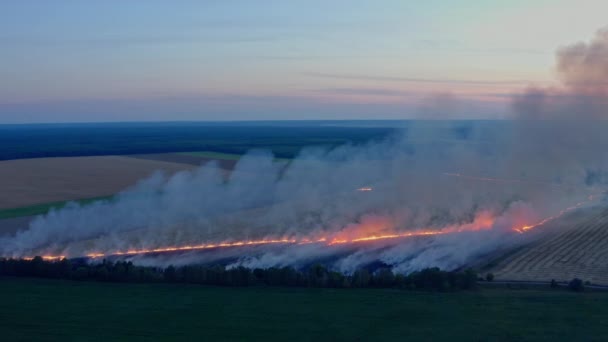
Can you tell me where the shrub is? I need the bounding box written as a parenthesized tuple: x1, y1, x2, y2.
(0, 257, 480, 291)
(568, 278, 585, 292)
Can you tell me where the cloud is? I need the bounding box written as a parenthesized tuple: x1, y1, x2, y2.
(303, 72, 531, 86)
(309, 87, 410, 97)
(513, 26, 608, 119)
(556, 27, 608, 94)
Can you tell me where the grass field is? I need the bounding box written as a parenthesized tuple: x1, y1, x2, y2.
(177, 151, 249, 161)
(1, 278, 607, 341)
(0, 196, 113, 220)
(0, 150, 280, 220)
(178, 151, 292, 162)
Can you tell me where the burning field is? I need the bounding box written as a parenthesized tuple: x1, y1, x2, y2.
(3, 28, 608, 282)
(488, 205, 608, 284)
(1, 123, 606, 278)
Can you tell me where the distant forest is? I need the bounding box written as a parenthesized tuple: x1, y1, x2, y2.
(0, 122, 397, 160)
(0, 120, 500, 161)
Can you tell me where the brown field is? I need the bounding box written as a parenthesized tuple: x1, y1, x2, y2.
(129, 153, 239, 169)
(0, 156, 196, 209)
(489, 205, 608, 285)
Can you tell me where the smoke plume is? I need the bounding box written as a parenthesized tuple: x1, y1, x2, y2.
(2, 28, 608, 274)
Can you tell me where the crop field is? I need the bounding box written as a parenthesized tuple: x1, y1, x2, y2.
(178, 151, 292, 163)
(0, 196, 113, 220)
(128, 152, 244, 169)
(490, 205, 608, 285)
(129, 151, 290, 174)
(1, 277, 607, 341)
(0, 156, 195, 210)
(0, 152, 268, 235)
(179, 151, 260, 161)
(0, 151, 279, 237)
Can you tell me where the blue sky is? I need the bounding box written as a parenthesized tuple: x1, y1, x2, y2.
(1, 0, 607, 123)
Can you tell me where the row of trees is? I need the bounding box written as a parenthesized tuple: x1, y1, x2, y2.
(0, 257, 479, 291)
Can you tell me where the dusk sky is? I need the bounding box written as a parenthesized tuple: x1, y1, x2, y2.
(1, 0, 607, 123)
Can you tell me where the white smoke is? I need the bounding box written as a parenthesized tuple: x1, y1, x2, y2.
(2, 28, 608, 274)
(0, 122, 600, 271)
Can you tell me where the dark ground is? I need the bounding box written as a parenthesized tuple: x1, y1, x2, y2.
(1, 277, 607, 341)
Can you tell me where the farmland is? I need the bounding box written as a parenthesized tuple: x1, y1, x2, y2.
(489, 205, 608, 285)
(0, 196, 112, 220)
(2, 121, 608, 287)
(0, 156, 196, 210)
(0, 149, 277, 220)
(0, 155, 195, 235)
(1, 277, 607, 341)
(129, 152, 245, 169)
(0, 121, 393, 222)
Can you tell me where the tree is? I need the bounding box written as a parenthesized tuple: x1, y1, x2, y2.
(73, 266, 89, 280)
(328, 271, 346, 288)
(485, 273, 494, 282)
(164, 265, 177, 282)
(352, 269, 371, 288)
(307, 264, 328, 287)
(58, 258, 72, 278)
(95, 265, 110, 281)
(31, 256, 45, 277)
(568, 278, 584, 292)
(374, 268, 395, 288)
(550, 279, 558, 288)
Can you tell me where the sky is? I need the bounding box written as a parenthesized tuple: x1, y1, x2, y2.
(1, 0, 607, 123)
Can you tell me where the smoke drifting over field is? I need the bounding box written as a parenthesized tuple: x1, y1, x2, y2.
(511, 26, 608, 187)
(2, 28, 608, 273)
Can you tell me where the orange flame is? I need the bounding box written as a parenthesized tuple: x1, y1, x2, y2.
(513, 197, 593, 233)
(14, 193, 601, 262)
(22, 255, 66, 261)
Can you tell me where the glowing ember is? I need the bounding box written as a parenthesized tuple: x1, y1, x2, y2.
(86, 229, 453, 260)
(22, 255, 66, 261)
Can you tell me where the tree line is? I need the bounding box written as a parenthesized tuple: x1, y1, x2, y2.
(0, 257, 479, 291)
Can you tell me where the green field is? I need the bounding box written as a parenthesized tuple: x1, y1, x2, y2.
(178, 150, 292, 162)
(1, 278, 607, 341)
(0, 196, 112, 220)
(177, 151, 245, 161)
